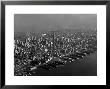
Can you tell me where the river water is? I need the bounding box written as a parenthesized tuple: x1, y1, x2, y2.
(33, 52, 97, 76)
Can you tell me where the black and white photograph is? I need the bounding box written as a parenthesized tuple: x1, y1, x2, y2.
(14, 14, 97, 76)
(2, 3, 107, 86)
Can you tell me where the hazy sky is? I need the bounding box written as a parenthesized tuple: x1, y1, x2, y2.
(14, 14, 97, 33)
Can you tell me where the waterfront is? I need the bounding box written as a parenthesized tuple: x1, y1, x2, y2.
(32, 52, 97, 76)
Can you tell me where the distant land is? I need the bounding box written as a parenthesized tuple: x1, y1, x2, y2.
(14, 14, 97, 33)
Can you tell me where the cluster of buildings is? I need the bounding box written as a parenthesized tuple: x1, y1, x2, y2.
(14, 30, 97, 76)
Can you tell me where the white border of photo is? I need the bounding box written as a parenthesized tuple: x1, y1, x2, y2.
(5, 5, 106, 85)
